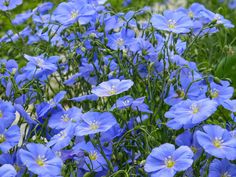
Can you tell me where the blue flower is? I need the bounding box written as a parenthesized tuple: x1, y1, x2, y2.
(73, 141, 108, 172)
(0, 100, 16, 128)
(144, 143, 193, 177)
(0, 164, 16, 177)
(107, 29, 135, 50)
(32, 2, 53, 15)
(111, 95, 152, 113)
(209, 80, 234, 105)
(175, 130, 202, 160)
(151, 10, 193, 33)
(22, 54, 59, 80)
(0, 0, 22, 11)
(228, 0, 236, 9)
(75, 112, 117, 136)
(70, 94, 98, 102)
(19, 143, 63, 176)
(165, 99, 217, 129)
(196, 125, 236, 160)
(201, 9, 234, 28)
(0, 125, 20, 153)
(24, 54, 58, 72)
(14, 104, 37, 125)
(209, 159, 236, 177)
(38, 24, 65, 46)
(36, 91, 66, 118)
(47, 124, 75, 151)
(92, 79, 134, 97)
(48, 107, 82, 130)
(12, 10, 32, 25)
(110, 95, 133, 110)
(222, 99, 236, 112)
(53, 0, 96, 26)
(0, 152, 25, 176)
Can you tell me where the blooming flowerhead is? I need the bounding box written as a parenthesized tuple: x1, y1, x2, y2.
(209, 159, 236, 177)
(144, 143, 193, 177)
(165, 99, 217, 129)
(73, 141, 108, 172)
(92, 79, 134, 97)
(0, 125, 20, 153)
(75, 112, 117, 136)
(196, 125, 236, 160)
(0, 100, 16, 128)
(0, 164, 17, 177)
(53, 0, 96, 26)
(0, 0, 22, 11)
(151, 10, 193, 33)
(19, 143, 63, 176)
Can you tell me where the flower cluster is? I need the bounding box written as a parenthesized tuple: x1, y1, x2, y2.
(0, 0, 235, 176)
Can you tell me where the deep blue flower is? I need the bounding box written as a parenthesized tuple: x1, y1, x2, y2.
(0, 125, 20, 153)
(100, 124, 123, 143)
(64, 59, 98, 86)
(196, 125, 236, 160)
(0, 0, 22, 11)
(175, 130, 202, 160)
(75, 112, 117, 136)
(144, 143, 193, 177)
(73, 141, 108, 172)
(209, 159, 236, 177)
(0, 100, 16, 128)
(92, 79, 134, 97)
(19, 143, 63, 176)
(0, 164, 16, 177)
(151, 10, 193, 33)
(0, 152, 25, 176)
(36, 91, 66, 118)
(164, 68, 206, 106)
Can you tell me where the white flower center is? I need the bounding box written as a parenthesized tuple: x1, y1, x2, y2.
(164, 156, 175, 168)
(116, 38, 124, 47)
(213, 137, 223, 148)
(36, 58, 44, 68)
(168, 19, 176, 29)
(109, 85, 117, 95)
(36, 155, 47, 166)
(61, 114, 70, 122)
(89, 151, 98, 160)
(71, 10, 79, 19)
(210, 89, 219, 99)
(190, 103, 199, 114)
(89, 120, 99, 130)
